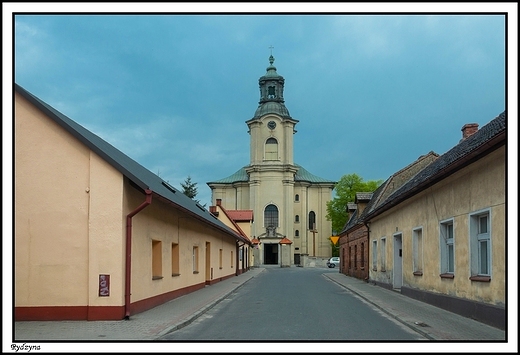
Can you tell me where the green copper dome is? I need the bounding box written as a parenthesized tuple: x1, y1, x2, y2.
(253, 55, 291, 119)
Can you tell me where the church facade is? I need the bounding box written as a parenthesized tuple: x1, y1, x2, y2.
(207, 56, 336, 267)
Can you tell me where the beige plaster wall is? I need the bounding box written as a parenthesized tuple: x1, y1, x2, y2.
(369, 147, 506, 306)
(15, 93, 92, 306)
(126, 189, 238, 303)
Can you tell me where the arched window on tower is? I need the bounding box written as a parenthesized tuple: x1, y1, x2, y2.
(264, 204, 279, 229)
(295, 194, 299, 202)
(295, 230, 299, 238)
(295, 215, 299, 223)
(265, 138, 278, 160)
(309, 211, 316, 230)
(268, 85, 276, 98)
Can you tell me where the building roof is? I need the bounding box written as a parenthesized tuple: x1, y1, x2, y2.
(364, 111, 506, 220)
(207, 164, 336, 185)
(15, 83, 251, 246)
(340, 111, 505, 234)
(226, 210, 254, 222)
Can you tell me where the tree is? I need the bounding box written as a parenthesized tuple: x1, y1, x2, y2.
(180, 176, 198, 200)
(326, 173, 383, 235)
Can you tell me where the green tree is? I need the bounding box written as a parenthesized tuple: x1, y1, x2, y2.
(180, 176, 198, 200)
(326, 173, 383, 235)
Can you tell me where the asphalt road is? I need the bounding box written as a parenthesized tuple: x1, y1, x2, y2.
(159, 266, 425, 341)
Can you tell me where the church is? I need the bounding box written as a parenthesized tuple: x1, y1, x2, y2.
(207, 55, 336, 267)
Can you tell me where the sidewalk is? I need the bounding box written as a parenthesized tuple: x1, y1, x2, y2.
(12, 267, 508, 344)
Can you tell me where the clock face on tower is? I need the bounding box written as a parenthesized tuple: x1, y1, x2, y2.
(267, 121, 276, 130)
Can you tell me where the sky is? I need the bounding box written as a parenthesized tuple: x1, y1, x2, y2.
(3, 3, 518, 352)
(5, 3, 517, 209)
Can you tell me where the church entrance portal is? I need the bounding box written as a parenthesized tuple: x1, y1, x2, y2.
(264, 243, 278, 265)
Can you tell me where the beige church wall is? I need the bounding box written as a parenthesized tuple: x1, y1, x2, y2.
(15, 93, 91, 307)
(304, 186, 334, 258)
(234, 182, 250, 210)
(369, 146, 505, 306)
(209, 183, 250, 211)
(249, 116, 292, 164)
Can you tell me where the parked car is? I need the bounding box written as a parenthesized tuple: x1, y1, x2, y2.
(327, 256, 340, 268)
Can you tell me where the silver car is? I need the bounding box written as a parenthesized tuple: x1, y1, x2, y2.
(327, 256, 340, 268)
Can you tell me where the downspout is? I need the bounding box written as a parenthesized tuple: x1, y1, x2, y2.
(364, 221, 371, 283)
(125, 189, 152, 319)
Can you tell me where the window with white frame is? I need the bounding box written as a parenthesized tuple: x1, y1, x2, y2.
(380, 238, 386, 271)
(413, 227, 423, 275)
(470, 210, 491, 277)
(440, 219, 454, 275)
(372, 240, 378, 271)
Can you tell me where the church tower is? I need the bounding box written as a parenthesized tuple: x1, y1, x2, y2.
(208, 55, 336, 267)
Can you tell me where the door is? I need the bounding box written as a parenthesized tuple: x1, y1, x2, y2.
(393, 234, 402, 290)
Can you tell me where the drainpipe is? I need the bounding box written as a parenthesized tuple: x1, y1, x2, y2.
(125, 189, 152, 319)
(364, 221, 371, 283)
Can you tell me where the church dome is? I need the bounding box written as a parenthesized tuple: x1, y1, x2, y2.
(252, 54, 292, 119)
(253, 101, 291, 119)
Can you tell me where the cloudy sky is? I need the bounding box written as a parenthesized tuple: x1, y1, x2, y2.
(3, 3, 518, 352)
(7, 4, 515, 209)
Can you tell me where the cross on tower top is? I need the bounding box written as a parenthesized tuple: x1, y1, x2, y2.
(269, 45, 274, 55)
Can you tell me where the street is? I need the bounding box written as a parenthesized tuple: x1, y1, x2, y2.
(159, 266, 425, 341)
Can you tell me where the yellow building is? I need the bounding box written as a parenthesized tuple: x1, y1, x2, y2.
(14, 83, 251, 321)
(364, 112, 506, 329)
(207, 56, 336, 267)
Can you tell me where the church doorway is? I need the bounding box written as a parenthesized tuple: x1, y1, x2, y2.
(264, 243, 279, 265)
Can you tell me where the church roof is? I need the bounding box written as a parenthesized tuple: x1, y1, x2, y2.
(294, 164, 336, 184)
(253, 101, 291, 119)
(207, 164, 336, 185)
(207, 167, 249, 184)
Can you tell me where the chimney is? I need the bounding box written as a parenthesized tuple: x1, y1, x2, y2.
(209, 205, 218, 216)
(461, 123, 479, 140)
(355, 192, 373, 216)
(216, 199, 222, 206)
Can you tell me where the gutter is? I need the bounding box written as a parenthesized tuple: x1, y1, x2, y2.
(125, 189, 152, 319)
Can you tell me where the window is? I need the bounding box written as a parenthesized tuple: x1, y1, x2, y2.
(171, 243, 179, 276)
(295, 230, 299, 238)
(308, 211, 316, 230)
(295, 194, 299, 202)
(219, 249, 223, 269)
(361, 243, 365, 268)
(265, 138, 278, 160)
(440, 220, 454, 276)
(268, 85, 276, 98)
(470, 210, 491, 279)
(413, 228, 423, 276)
(295, 215, 299, 223)
(231, 250, 234, 268)
(152, 240, 162, 279)
(381, 238, 386, 271)
(264, 204, 279, 229)
(192, 246, 199, 273)
(348, 246, 352, 268)
(354, 245, 357, 269)
(372, 240, 378, 271)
